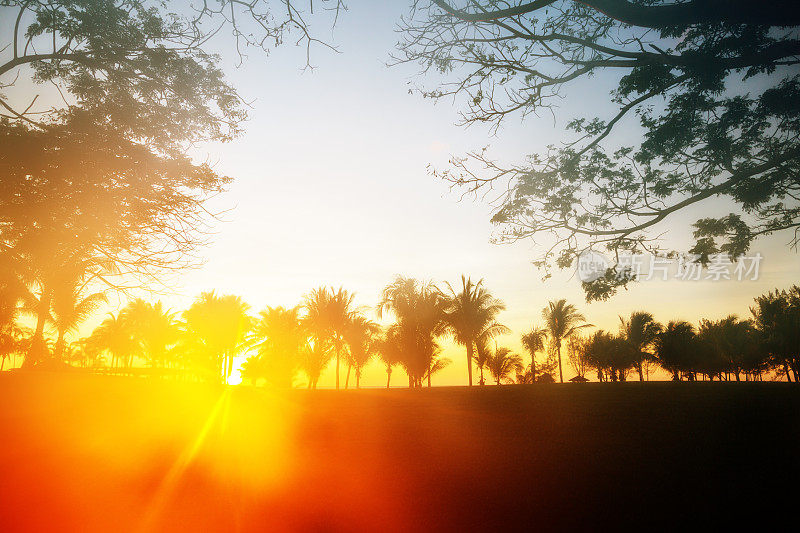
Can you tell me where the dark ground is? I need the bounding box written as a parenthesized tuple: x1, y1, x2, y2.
(1, 374, 798, 531)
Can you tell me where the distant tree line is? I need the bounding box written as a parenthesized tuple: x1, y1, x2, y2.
(1, 273, 798, 386)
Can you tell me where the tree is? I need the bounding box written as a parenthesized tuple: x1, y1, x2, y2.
(566, 334, 590, 381)
(303, 287, 357, 390)
(344, 316, 381, 389)
(182, 292, 251, 383)
(443, 275, 506, 386)
(377, 327, 404, 389)
(122, 300, 179, 371)
(378, 276, 448, 387)
(248, 306, 306, 388)
(619, 312, 662, 381)
(0, 1, 342, 133)
(90, 312, 137, 370)
(50, 271, 107, 362)
(521, 327, 547, 383)
(2, 117, 229, 367)
(583, 330, 636, 381)
(1, 0, 341, 366)
(541, 299, 591, 383)
(699, 315, 767, 381)
(750, 286, 800, 382)
(653, 321, 698, 381)
(398, 1, 800, 300)
(300, 339, 332, 390)
(486, 346, 523, 385)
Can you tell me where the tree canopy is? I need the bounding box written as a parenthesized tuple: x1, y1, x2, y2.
(397, 0, 800, 300)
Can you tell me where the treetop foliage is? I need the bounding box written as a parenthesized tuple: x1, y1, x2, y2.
(396, 0, 800, 300)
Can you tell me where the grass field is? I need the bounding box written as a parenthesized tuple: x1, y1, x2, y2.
(1, 374, 798, 531)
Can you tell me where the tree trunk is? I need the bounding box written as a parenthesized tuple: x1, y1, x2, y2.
(466, 342, 474, 386)
(532, 356, 537, 384)
(637, 361, 644, 381)
(335, 344, 340, 390)
(356, 369, 360, 389)
(386, 367, 392, 389)
(24, 290, 52, 368)
(557, 341, 563, 383)
(56, 328, 69, 362)
(427, 361, 432, 388)
(345, 364, 351, 389)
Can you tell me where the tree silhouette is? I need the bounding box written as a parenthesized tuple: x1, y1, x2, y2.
(486, 346, 523, 385)
(521, 327, 547, 383)
(344, 316, 381, 389)
(247, 306, 306, 388)
(90, 312, 137, 370)
(50, 271, 107, 362)
(377, 327, 404, 389)
(541, 300, 591, 383)
(653, 321, 698, 381)
(300, 340, 332, 390)
(379, 276, 448, 387)
(619, 312, 662, 381)
(398, 1, 800, 300)
(443, 275, 506, 386)
(304, 287, 357, 390)
(751, 286, 800, 382)
(182, 292, 251, 383)
(566, 335, 590, 381)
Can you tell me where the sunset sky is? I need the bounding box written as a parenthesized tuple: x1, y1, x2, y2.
(11, 2, 798, 385)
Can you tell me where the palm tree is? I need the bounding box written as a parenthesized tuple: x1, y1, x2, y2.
(122, 300, 180, 370)
(248, 306, 305, 387)
(183, 292, 251, 383)
(653, 321, 697, 381)
(50, 277, 106, 361)
(474, 323, 511, 385)
(751, 286, 800, 382)
(443, 275, 506, 386)
(486, 346, 523, 385)
(542, 299, 592, 383)
(304, 287, 356, 390)
(377, 326, 403, 388)
(378, 276, 448, 387)
(90, 312, 137, 370)
(699, 315, 763, 381)
(521, 327, 547, 383)
(344, 316, 381, 389)
(619, 311, 662, 381)
(300, 338, 332, 389)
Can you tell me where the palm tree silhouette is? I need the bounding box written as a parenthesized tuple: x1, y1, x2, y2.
(122, 300, 180, 370)
(90, 312, 137, 370)
(304, 287, 356, 390)
(486, 346, 523, 385)
(248, 306, 305, 387)
(300, 338, 332, 389)
(474, 323, 511, 385)
(443, 275, 506, 386)
(521, 327, 547, 383)
(344, 315, 381, 389)
(50, 279, 106, 361)
(653, 321, 696, 381)
(542, 299, 591, 383)
(183, 292, 251, 383)
(619, 311, 662, 381)
(377, 326, 403, 388)
(378, 276, 448, 387)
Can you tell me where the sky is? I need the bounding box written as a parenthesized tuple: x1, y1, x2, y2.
(6, 1, 799, 385)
